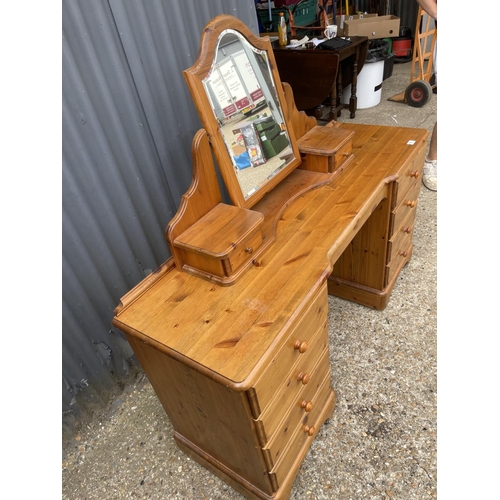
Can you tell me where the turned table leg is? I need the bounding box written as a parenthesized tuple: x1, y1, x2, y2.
(328, 85, 337, 121)
(335, 69, 343, 119)
(349, 47, 360, 119)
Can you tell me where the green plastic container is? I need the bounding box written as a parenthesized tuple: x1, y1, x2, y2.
(292, 0, 317, 27)
(257, 0, 317, 32)
(382, 37, 393, 55)
(260, 133, 290, 159)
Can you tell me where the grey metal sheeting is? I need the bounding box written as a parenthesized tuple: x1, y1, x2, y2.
(62, 0, 259, 419)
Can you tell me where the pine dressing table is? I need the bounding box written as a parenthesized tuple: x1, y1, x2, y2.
(112, 15, 428, 500)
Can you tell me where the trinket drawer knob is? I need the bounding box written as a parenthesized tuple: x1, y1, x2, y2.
(399, 250, 408, 257)
(301, 400, 313, 412)
(404, 200, 416, 208)
(409, 170, 420, 178)
(304, 425, 315, 436)
(297, 372, 311, 385)
(403, 226, 412, 234)
(245, 247, 253, 254)
(293, 340, 308, 353)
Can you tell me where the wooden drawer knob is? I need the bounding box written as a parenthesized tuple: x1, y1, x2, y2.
(297, 372, 310, 385)
(293, 340, 308, 353)
(399, 250, 408, 257)
(409, 170, 420, 178)
(304, 425, 315, 436)
(245, 247, 253, 254)
(403, 226, 412, 234)
(404, 200, 416, 208)
(300, 400, 313, 412)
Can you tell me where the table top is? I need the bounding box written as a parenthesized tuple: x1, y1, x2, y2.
(113, 123, 428, 389)
(272, 35, 368, 59)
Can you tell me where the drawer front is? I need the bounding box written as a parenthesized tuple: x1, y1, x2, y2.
(223, 230, 263, 276)
(386, 206, 415, 285)
(387, 240, 413, 284)
(256, 320, 328, 442)
(394, 148, 425, 206)
(263, 347, 331, 467)
(391, 176, 420, 234)
(270, 370, 334, 485)
(253, 283, 328, 413)
(389, 204, 415, 256)
(179, 247, 226, 277)
(331, 141, 352, 172)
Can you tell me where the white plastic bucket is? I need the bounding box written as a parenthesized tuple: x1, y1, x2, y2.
(342, 59, 384, 109)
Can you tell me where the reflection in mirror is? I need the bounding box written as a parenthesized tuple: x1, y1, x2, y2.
(202, 30, 294, 200)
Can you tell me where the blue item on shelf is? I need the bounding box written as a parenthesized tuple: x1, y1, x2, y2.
(234, 151, 252, 170)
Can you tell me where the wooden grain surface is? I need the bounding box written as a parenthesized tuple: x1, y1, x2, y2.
(113, 123, 429, 388)
(271, 48, 340, 110)
(127, 335, 273, 494)
(297, 125, 353, 156)
(174, 203, 263, 256)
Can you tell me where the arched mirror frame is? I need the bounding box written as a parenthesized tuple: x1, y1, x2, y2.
(183, 15, 302, 209)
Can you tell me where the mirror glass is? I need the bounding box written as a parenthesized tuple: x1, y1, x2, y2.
(202, 30, 295, 201)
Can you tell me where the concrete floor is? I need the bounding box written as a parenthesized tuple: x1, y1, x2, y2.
(62, 60, 437, 500)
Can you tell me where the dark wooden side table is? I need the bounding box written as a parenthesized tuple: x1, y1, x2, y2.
(272, 36, 368, 120)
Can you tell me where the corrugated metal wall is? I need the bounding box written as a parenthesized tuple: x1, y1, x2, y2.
(62, 0, 259, 427)
(62, 0, 419, 428)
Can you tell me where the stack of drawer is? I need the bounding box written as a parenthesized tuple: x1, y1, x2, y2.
(386, 149, 426, 286)
(249, 283, 335, 492)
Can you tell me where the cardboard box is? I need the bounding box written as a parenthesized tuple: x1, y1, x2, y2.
(232, 144, 247, 157)
(335, 13, 378, 37)
(343, 15, 400, 39)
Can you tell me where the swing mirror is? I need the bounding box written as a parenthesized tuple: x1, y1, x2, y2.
(183, 15, 301, 209)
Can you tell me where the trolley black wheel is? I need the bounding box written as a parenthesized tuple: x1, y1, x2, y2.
(405, 80, 433, 107)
